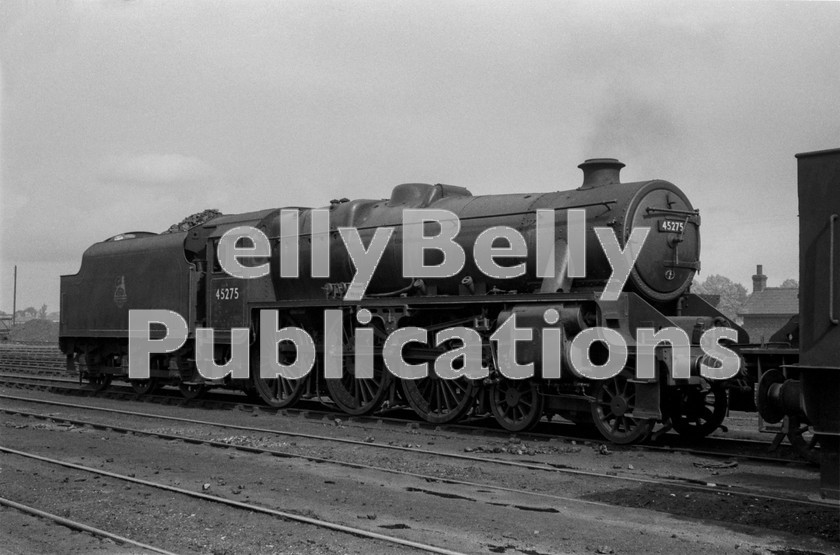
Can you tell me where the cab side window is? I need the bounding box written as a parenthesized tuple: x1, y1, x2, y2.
(211, 236, 265, 274)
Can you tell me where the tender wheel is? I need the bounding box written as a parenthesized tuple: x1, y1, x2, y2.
(787, 415, 819, 465)
(130, 378, 159, 396)
(590, 374, 653, 444)
(489, 379, 544, 432)
(402, 376, 478, 425)
(178, 382, 207, 400)
(84, 374, 112, 392)
(670, 379, 728, 439)
(81, 353, 111, 392)
(325, 359, 392, 416)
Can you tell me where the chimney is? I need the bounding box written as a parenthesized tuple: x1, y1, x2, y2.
(752, 264, 767, 293)
(578, 158, 625, 189)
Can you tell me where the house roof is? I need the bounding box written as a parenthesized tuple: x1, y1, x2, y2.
(738, 287, 799, 316)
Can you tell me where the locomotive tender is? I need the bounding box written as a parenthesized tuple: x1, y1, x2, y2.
(60, 158, 746, 444)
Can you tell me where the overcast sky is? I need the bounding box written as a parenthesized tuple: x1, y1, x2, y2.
(1, 0, 838, 314)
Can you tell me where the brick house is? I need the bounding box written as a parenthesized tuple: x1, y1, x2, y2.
(737, 265, 798, 344)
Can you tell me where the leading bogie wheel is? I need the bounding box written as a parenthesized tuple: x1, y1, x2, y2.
(590, 374, 653, 444)
(489, 379, 544, 432)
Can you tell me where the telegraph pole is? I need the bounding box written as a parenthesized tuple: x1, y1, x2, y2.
(12, 266, 17, 326)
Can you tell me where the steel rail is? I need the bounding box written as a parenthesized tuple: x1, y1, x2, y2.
(0, 376, 812, 467)
(0, 370, 781, 451)
(0, 446, 467, 555)
(0, 495, 178, 555)
(0, 404, 618, 511)
(2, 395, 835, 509)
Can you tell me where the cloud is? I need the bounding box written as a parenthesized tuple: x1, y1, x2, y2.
(0, 190, 29, 214)
(97, 153, 220, 187)
(1, 152, 234, 269)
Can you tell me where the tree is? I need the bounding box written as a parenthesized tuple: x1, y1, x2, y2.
(692, 275, 748, 320)
(18, 307, 37, 319)
(39, 304, 48, 319)
(780, 278, 798, 288)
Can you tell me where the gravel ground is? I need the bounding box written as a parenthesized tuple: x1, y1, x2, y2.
(0, 504, 150, 555)
(1, 388, 837, 554)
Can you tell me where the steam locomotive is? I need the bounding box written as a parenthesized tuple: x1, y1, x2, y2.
(60, 158, 747, 444)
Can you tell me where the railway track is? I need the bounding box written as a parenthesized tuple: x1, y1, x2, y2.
(0, 445, 465, 555)
(0, 369, 815, 467)
(10, 411, 830, 555)
(1, 391, 834, 512)
(0, 496, 178, 555)
(0, 344, 66, 372)
(3, 352, 838, 551)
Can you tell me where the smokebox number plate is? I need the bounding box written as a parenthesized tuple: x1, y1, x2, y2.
(658, 219, 685, 233)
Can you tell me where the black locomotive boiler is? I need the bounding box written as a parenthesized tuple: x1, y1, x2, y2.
(60, 158, 746, 444)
